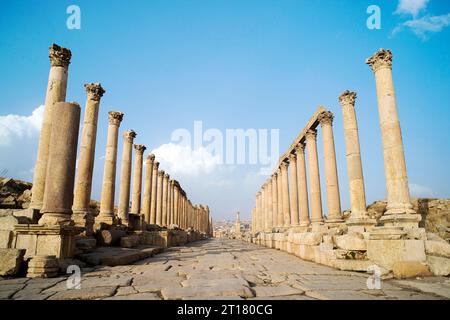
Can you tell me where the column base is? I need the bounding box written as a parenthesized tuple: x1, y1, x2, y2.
(95, 214, 116, 229)
(379, 213, 422, 229)
(72, 210, 95, 236)
(346, 216, 377, 233)
(38, 213, 73, 226)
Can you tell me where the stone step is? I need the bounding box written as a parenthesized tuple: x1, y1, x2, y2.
(76, 245, 163, 267)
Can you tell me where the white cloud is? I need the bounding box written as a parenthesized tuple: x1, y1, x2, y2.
(409, 183, 434, 197)
(392, 13, 450, 39)
(151, 143, 221, 176)
(395, 0, 429, 17)
(0, 105, 44, 146)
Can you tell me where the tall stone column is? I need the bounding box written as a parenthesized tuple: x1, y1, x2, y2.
(366, 49, 419, 227)
(255, 192, 261, 232)
(98, 111, 124, 225)
(141, 154, 154, 223)
(131, 144, 146, 215)
(156, 170, 164, 226)
(168, 180, 174, 226)
(339, 91, 376, 227)
(162, 173, 170, 227)
(280, 161, 291, 227)
(173, 184, 179, 226)
(72, 83, 105, 234)
(276, 168, 284, 228)
(31, 44, 71, 211)
(150, 161, 159, 224)
(118, 130, 137, 225)
(266, 179, 273, 231)
(39, 102, 80, 225)
(318, 111, 343, 223)
(295, 143, 310, 226)
(305, 129, 324, 224)
(288, 153, 299, 226)
(271, 173, 279, 228)
(262, 183, 268, 230)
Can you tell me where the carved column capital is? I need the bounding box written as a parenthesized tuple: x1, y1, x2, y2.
(318, 111, 334, 127)
(134, 144, 146, 154)
(339, 90, 357, 106)
(154, 161, 160, 170)
(305, 129, 317, 141)
(295, 142, 306, 154)
(146, 153, 155, 163)
(108, 111, 124, 126)
(366, 48, 393, 72)
(123, 130, 137, 142)
(158, 170, 165, 177)
(49, 44, 72, 67)
(280, 160, 289, 170)
(164, 173, 170, 179)
(288, 152, 297, 162)
(84, 83, 105, 101)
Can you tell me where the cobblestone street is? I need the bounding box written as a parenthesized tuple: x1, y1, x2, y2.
(1, 239, 449, 300)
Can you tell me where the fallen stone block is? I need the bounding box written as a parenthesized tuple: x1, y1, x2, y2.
(0, 248, 25, 276)
(425, 240, 450, 258)
(427, 256, 450, 276)
(392, 261, 432, 279)
(334, 233, 367, 251)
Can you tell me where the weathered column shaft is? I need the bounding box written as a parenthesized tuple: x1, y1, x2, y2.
(39, 102, 80, 226)
(319, 111, 342, 222)
(295, 143, 310, 226)
(141, 154, 154, 223)
(162, 173, 169, 227)
(72, 83, 105, 233)
(366, 49, 417, 225)
(118, 130, 137, 224)
(267, 179, 273, 230)
(31, 44, 71, 210)
(131, 144, 146, 215)
(276, 168, 284, 227)
(280, 161, 291, 227)
(288, 153, 299, 226)
(306, 129, 323, 223)
(271, 174, 278, 229)
(156, 171, 164, 226)
(150, 162, 159, 224)
(174, 185, 179, 226)
(98, 111, 124, 223)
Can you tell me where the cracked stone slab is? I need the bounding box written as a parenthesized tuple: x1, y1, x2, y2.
(252, 285, 304, 297)
(48, 286, 117, 300)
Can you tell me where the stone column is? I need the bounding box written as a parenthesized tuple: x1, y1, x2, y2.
(276, 168, 284, 228)
(318, 111, 343, 223)
(305, 129, 324, 224)
(339, 91, 376, 227)
(98, 111, 124, 225)
(31, 44, 71, 211)
(131, 144, 146, 215)
(156, 170, 164, 226)
(39, 102, 80, 225)
(271, 173, 279, 229)
(266, 179, 273, 231)
(261, 184, 267, 230)
(72, 83, 105, 234)
(168, 180, 174, 226)
(118, 130, 137, 225)
(288, 153, 300, 226)
(366, 49, 419, 227)
(295, 143, 310, 226)
(141, 154, 154, 223)
(174, 183, 179, 227)
(150, 161, 159, 224)
(255, 192, 261, 232)
(280, 161, 291, 227)
(162, 173, 170, 227)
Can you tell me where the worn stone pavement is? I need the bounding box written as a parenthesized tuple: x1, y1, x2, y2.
(1, 239, 449, 300)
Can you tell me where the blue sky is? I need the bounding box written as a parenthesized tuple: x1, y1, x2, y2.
(1, 0, 449, 221)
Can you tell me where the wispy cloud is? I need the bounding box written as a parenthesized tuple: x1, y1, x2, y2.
(0, 105, 44, 146)
(392, 13, 450, 40)
(395, 0, 429, 17)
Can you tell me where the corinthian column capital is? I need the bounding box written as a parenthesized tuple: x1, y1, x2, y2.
(318, 111, 334, 127)
(108, 111, 124, 126)
(84, 83, 105, 101)
(280, 160, 289, 170)
(295, 142, 306, 154)
(49, 44, 72, 67)
(154, 161, 160, 170)
(134, 144, 146, 154)
(339, 90, 357, 106)
(123, 130, 137, 142)
(305, 129, 317, 141)
(146, 153, 155, 163)
(366, 48, 393, 72)
(288, 152, 297, 162)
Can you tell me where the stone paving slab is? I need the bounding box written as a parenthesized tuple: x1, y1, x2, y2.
(1, 239, 449, 300)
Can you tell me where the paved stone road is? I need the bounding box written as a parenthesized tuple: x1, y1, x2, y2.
(1, 239, 449, 300)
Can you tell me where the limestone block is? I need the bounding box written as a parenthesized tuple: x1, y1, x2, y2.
(334, 233, 367, 251)
(426, 256, 450, 276)
(298, 244, 316, 261)
(425, 240, 450, 258)
(392, 261, 432, 279)
(332, 259, 373, 272)
(0, 248, 25, 276)
(367, 239, 426, 270)
(120, 235, 140, 248)
(0, 230, 12, 248)
(296, 232, 323, 246)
